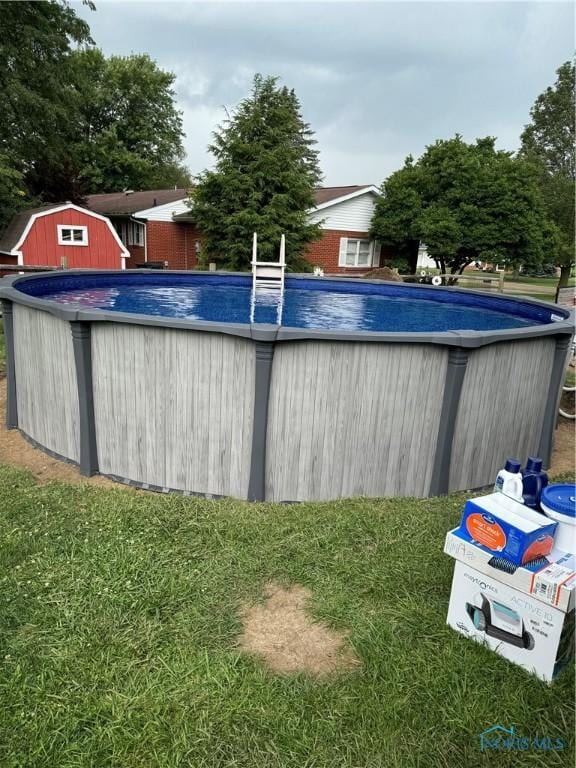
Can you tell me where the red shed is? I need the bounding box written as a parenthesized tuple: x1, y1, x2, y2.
(0, 203, 129, 270)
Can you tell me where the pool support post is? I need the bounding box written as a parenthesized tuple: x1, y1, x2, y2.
(429, 346, 469, 496)
(1, 299, 18, 429)
(70, 321, 99, 476)
(538, 333, 573, 468)
(248, 333, 276, 501)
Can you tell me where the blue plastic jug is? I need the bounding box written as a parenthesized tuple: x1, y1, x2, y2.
(522, 457, 548, 510)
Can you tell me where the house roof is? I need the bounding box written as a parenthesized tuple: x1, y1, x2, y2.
(0, 204, 63, 255)
(171, 186, 377, 222)
(84, 185, 377, 223)
(38, 186, 375, 222)
(313, 186, 373, 205)
(86, 189, 190, 215)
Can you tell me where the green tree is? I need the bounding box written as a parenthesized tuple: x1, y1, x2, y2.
(70, 48, 189, 193)
(0, 155, 29, 229)
(191, 74, 322, 270)
(520, 61, 575, 292)
(371, 136, 553, 275)
(0, 3, 190, 230)
(0, 0, 93, 222)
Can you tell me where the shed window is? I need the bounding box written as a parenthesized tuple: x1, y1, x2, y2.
(57, 225, 88, 246)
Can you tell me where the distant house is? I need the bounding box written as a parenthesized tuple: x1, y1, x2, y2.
(85, 188, 196, 269)
(0, 203, 129, 270)
(305, 185, 384, 273)
(85, 185, 387, 274)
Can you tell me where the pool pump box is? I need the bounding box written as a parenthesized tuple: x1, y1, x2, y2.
(458, 493, 557, 566)
(445, 553, 575, 683)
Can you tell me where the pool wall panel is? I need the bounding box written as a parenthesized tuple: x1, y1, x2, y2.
(91, 325, 254, 497)
(12, 304, 80, 462)
(448, 338, 556, 491)
(265, 342, 448, 501)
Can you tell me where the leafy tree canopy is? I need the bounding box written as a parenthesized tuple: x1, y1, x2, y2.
(191, 74, 323, 270)
(0, 154, 29, 229)
(520, 61, 575, 285)
(69, 48, 190, 194)
(0, 0, 92, 219)
(0, 1, 190, 229)
(521, 61, 575, 178)
(371, 136, 555, 274)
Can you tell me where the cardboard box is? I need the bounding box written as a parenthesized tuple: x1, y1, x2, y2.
(447, 561, 574, 682)
(458, 493, 557, 566)
(444, 529, 576, 612)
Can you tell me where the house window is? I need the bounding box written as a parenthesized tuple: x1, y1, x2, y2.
(113, 221, 144, 246)
(339, 237, 376, 268)
(114, 221, 128, 244)
(128, 221, 144, 246)
(57, 225, 88, 246)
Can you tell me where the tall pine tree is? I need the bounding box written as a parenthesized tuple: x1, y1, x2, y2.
(191, 74, 323, 270)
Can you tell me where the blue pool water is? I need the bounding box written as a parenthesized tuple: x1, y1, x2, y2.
(17, 273, 558, 332)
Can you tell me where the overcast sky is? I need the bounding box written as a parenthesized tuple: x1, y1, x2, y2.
(73, 1, 574, 186)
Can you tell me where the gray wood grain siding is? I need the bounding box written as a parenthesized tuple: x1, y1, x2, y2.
(91, 325, 254, 497)
(265, 342, 448, 501)
(449, 338, 556, 491)
(13, 305, 79, 461)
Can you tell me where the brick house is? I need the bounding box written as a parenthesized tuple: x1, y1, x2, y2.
(85, 189, 193, 269)
(304, 185, 384, 274)
(85, 185, 385, 274)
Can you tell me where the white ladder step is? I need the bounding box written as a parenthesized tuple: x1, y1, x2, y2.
(251, 233, 286, 292)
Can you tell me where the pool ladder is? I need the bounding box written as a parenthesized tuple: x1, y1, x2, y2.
(251, 233, 286, 291)
(250, 233, 285, 324)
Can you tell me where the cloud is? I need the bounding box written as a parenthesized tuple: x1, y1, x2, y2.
(74, 1, 575, 184)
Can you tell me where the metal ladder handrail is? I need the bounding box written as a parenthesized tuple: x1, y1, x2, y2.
(250, 233, 286, 324)
(251, 233, 286, 292)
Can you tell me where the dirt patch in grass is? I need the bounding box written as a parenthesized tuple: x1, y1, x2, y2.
(0, 377, 118, 488)
(238, 583, 360, 676)
(549, 417, 575, 478)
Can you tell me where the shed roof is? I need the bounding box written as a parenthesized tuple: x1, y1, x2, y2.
(0, 204, 62, 255)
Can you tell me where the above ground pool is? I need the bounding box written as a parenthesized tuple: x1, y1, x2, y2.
(1, 270, 573, 503)
(14, 272, 561, 332)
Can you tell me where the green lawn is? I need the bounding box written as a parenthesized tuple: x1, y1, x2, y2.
(0, 466, 573, 767)
(509, 276, 575, 288)
(509, 291, 556, 303)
